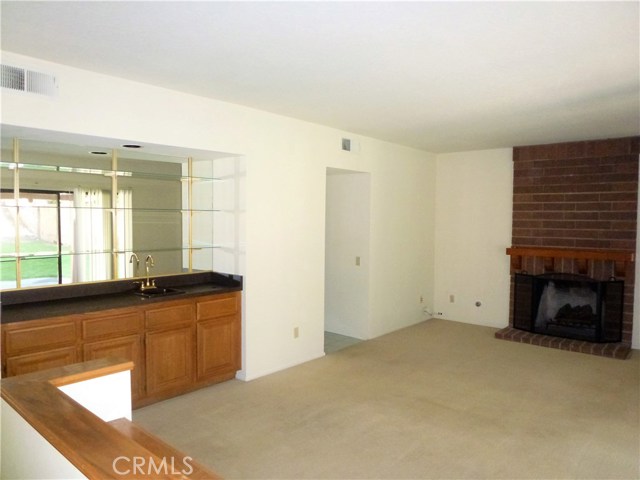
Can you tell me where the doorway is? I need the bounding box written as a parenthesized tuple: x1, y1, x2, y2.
(324, 168, 371, 352)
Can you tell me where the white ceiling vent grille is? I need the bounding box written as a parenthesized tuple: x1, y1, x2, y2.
(1, 64, 58, 97)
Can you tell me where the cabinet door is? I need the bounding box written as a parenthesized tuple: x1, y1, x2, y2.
(197, 315, 239, 381)
(145, 326, 193, 396)
(6, 347, 78, 376)
(83, 335, 144, 401)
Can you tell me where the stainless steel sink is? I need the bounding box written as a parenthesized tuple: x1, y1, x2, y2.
(132, 287, 185, 298)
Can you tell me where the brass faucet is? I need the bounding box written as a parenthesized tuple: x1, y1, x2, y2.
(143, 255, 156, 289)
(129, 253, 140, 277)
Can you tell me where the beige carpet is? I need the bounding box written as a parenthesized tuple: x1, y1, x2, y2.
(133, 319, 640, 479)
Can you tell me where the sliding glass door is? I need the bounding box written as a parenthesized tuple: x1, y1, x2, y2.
(0, 189, 73, 288)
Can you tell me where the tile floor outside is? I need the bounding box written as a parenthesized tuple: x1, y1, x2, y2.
(323, 331, 361, 354)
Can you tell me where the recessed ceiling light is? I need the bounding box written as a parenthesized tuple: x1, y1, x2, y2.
(122, 144, 142, 149)
(90, 151, 108, 155)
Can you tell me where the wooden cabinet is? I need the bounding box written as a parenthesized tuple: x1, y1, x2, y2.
(82, 310, 144, 401)
(146, 326, 193, 396)
(3, 318, 78, 376)
(7, 347, 78, 377)
(1, 291, 241, 407)
(145, 302, 194, 397)
(84, 335, 143, 399)
(196, 293, 240, 382)
(82, 311, 141, 339)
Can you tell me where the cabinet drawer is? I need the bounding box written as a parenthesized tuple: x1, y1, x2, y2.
(82, 312, 142, 340)
(145, 303, 193, 330)
(6, 347, 78, 376)
(196, 294, 239, 321)
(5, 321, 77, 356)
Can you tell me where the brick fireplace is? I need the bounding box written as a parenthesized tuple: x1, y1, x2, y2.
(496, 136, 639, 359)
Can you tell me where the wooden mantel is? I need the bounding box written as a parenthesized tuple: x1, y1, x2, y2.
(506, 246, 635, 277)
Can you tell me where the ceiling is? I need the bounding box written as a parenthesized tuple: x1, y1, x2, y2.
(1, 1, 639, 153)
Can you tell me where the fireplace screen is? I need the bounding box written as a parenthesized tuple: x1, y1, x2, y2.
(513, 273, 623, 343)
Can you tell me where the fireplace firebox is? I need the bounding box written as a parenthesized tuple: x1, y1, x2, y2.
(513, 273, 624, 343)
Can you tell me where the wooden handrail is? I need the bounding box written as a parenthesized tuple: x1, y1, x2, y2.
(1, 358, 220, 479)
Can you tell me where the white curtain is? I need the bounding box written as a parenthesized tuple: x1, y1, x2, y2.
(73, 188, 110, 282)
(116, 189, 133, 278)
(73, 188, 134, 281)
(73, 188, 133, 282)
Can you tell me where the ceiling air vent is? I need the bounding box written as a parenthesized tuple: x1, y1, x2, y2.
(1, 64, 58, 97)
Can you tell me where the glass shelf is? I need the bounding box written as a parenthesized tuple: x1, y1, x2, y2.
(3, 205, 227, 214)
(3, 135, 243, 288)
(2, 249, 114, 258)
(1, 162, 230, 184)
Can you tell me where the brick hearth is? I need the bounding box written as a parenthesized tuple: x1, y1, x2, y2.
(495, 327, 631, 359)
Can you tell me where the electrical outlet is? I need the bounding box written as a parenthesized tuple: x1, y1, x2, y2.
(449, 294, 455, 303)
(293, 327, 299, 339)
(355, 256, 361, 266)
(420, 295, 424, 303)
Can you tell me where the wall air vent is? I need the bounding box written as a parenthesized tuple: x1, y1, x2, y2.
(1, 64, 58, 97)
(341, 137, 360, 153)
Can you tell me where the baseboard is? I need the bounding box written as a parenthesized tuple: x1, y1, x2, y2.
(235, 351, 326, 382)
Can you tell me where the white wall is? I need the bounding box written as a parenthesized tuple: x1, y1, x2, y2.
(325, 170, 371, 339)
(58, 370, 132, 421)
(345, 143, 437, 338)
(1, 51, 437, 380)
(1, 400, 86, 479)
(433, 148, 513, 328)
(434, 148, 640, 349)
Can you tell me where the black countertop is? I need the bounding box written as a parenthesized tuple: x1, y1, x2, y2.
(0, 271, 242, 324)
